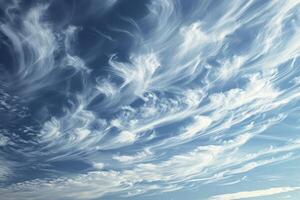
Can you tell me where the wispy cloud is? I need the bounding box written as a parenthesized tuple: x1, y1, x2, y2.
(209, 187, 300, 200)
(1, 0, 300, 199)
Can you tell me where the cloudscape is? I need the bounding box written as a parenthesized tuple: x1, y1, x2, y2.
(0, 0, 300, 199)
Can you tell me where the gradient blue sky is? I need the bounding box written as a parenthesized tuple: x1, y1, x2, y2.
(0, 0, 300, 199)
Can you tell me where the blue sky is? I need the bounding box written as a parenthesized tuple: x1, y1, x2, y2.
(0, 0, 300, 199)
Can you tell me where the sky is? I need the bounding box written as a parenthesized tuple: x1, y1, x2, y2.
(0, 0, 300, 199)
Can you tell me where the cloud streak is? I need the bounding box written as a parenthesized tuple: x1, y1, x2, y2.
(209, 187, 300, 200)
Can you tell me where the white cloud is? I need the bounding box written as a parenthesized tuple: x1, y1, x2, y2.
(92, 162, 105, 170)
(0, 135, 9, 146)
(1, 0, 300, 199)
(209, 187, 300, 200)
(113, 149, 152, 163)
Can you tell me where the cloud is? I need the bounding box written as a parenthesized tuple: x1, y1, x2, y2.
(209, 187, 300, 200)
(113, 149, 152, 163)
(1, 0, 300, 199)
